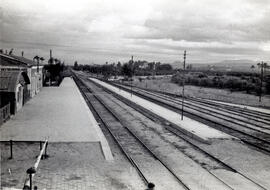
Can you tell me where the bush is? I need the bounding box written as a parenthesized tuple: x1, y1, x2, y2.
(171, 72, 266, 95)
(266, 81, 270, 94)
(199, 78, 212, 87)
(246, 83, 255, 94)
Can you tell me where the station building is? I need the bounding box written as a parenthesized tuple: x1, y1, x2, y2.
(11, 55, 44, 97)
(0, 70, 30, 114)
(0, 53, 43, 119)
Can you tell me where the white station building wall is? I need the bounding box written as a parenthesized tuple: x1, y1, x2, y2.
(30, 66, 43, 97)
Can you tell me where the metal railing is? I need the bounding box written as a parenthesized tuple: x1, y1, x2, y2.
(23, 139, 49, 190)
(0, 103, 10, 125)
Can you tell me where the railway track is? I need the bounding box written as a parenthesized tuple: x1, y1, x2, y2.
(109, 82, 270, 154)
(75, 73, 269, 190)
(73, 74, 190, 190)
(186, 97, 270, 123)
(115, 83, 270, 127)
(130, 87, 270, 132)
(154, 85, 270, 119)
(117, 82, 270, 123)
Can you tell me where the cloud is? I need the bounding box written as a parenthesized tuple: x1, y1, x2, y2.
(1, 0, 270, 64)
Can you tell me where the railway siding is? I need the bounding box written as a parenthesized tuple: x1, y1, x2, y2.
(81, 75, 269, 190)
(89, 78, 234, 144)
(111, 82, 270, 153)
(137, 88, 270, 133)
(82, 79, 233, 189)
(84, 76, 270, 189)
(75, 77, 187, 190)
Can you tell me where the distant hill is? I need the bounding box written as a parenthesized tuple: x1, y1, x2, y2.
(171, 59, 261, 72)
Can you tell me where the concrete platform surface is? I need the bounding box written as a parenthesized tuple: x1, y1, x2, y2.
(1, 142, 143, 189)
(0, 77, 113, 160)
(90, 78, 235, 143)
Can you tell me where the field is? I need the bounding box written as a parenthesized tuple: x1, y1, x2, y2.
(129, 77, 270, 108)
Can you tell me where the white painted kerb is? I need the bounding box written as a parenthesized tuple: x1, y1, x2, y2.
(72, 78, 114, 161)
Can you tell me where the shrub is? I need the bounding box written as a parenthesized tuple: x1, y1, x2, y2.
(171, 72, 265, 95)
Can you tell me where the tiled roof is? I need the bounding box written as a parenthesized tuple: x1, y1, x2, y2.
(10, 55, 38, 66)
(0, 53, 43, 67)
(0, 54, 28, 67)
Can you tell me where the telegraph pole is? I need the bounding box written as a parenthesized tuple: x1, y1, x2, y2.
(258, 61, 268, 102)
(181, 50, 186, 120)
(131, 55, 134, 97)
(260, 61, 263, 102)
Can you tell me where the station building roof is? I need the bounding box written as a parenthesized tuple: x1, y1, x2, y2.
(0, 70, 30, 93)
(0, 53, 44, 68)
(0, 54, 28, 67)
(10, 55, 40, 67)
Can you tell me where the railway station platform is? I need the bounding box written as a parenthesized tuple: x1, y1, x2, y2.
(89, 78, 235, 143)
(0, 77, 113, 160)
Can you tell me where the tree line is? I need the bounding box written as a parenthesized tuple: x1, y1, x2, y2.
(73, 60, 174, 78)
(43, 57, 66, 86)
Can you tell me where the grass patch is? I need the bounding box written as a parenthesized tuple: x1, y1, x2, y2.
(129, 77, 270, 108)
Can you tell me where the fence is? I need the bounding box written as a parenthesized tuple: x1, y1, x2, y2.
(0, 103, 10, 125)
(23, 139, 49, 190)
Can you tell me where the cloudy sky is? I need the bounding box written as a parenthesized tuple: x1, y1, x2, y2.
(1, 0, 270, 65)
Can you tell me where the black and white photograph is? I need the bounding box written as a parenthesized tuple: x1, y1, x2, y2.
(1, 0, 270, 189)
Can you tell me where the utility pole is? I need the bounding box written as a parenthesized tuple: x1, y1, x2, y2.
(257, 61, 268, 102)
(181, 50, 186, 120)
(260, 61, 263, 102)
(131, 55, 134, 97)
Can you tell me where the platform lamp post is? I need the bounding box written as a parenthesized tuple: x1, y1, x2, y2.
(33, 56, 44, 73)
(181, 50, 186, 120)
(39, 57, 44, 73)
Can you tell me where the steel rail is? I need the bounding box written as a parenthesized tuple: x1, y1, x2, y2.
(74, 74, 191, 190)
(109, 81, 270, 151)
(86, 77, 268, 190)
(114, 82, 270, 124)
(73, 74, 150, 186)
(114, 81, 270, 120)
